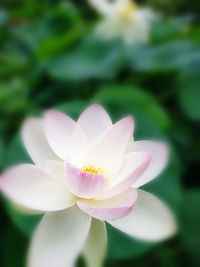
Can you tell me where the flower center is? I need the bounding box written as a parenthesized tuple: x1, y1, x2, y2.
(81, 165, 102, 175)
(118, 1, 137, 20)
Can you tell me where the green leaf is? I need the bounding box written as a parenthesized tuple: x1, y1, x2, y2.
(0, 138, 4, 169)
(48, 39, 123, 81)
(2, 226, 28, 267)
(0, 79, 30, 137)
(94, 85, 170, 131)
(0, 9, 8, 25)
(127, 41, 200, 72)
(180, 192, 200, 266)
(56, 100, 88, 120)
(106, 224, 153, 260)
(13, 3, 83, 55)
(180, 190, 200, 264)
(4, 200, 41, 237)
(178, 70, 200, 120)
(4, 135, 31, 169)
(151, 16, 193, 42)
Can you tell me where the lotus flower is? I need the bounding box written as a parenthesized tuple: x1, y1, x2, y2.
(89, 0, 156, 44)
(1, 104, 176, 267)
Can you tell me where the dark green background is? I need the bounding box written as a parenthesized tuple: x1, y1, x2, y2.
(0, 1, 199, 267)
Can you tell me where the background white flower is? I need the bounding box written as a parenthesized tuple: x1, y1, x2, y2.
(1, 104, 176, 267)
(88, 0, 157, 44)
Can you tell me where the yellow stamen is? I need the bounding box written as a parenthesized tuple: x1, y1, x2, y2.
(82, 165, 101, 175)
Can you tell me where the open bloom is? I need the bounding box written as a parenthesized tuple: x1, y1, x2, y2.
(89, 0, 157, 44)
(1, 104, 176, 267)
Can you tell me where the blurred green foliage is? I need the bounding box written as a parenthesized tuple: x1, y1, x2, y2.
(0, 0, 199, 267)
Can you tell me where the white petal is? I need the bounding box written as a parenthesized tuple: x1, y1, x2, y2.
(77, 188, 137, 221)
(44, 109, 88, 160)
(122, 21, 149, 44)
(77, 104, 112, 143)
(83, 219, 107, 267)
(95, 18, 118, 40)
(22, 118, 59, 165)
(116, 0, 132, 6)
(109, 190, 177, 241)
(117, 0, 130, 3)
(131, 141, 169, 187)
(43, 160, 66, 184)
(1, 164, 75, 211)
(28, 207, 91, 267)
(87, 116, 134, 176)
(88, 0, 114, 16)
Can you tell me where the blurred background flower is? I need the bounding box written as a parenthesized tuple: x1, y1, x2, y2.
(0, 0, 199, 267)
(88, 0, 157, 44)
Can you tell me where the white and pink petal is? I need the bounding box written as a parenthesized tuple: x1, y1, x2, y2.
(1, 164, 75, 212)
(77, 188, 137, 221)
(109, 190, 177, 241)
(98, 152, 150, 199)
(130, 141, 169, 187)
(66, 163, 105, 199)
